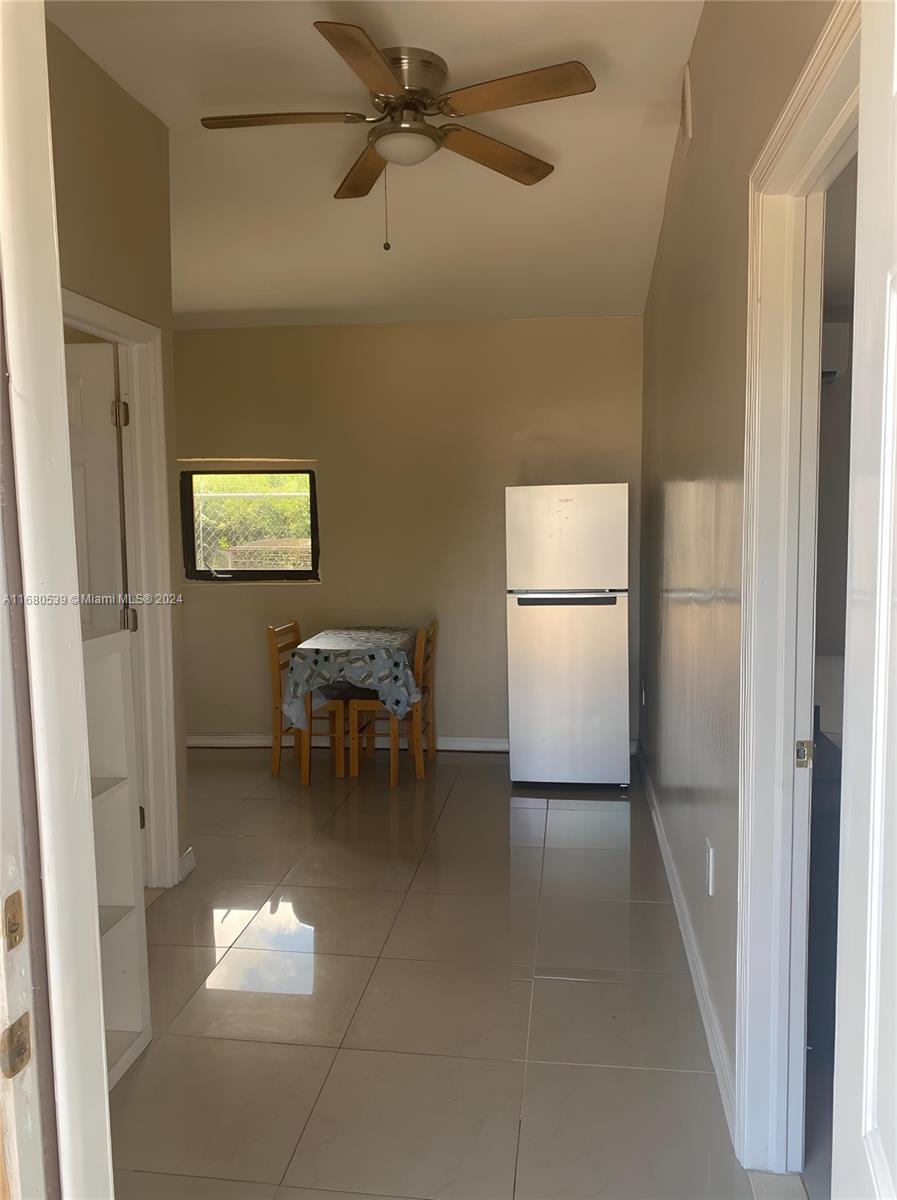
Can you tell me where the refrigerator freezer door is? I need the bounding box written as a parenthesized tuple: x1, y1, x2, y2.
(505, 483, 628, 592)
(507, 593, 630, 784)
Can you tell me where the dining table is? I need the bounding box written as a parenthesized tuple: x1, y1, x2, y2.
(283, 626, 422, 784)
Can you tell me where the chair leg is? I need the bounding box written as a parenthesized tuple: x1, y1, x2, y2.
(299, 693, 312, 786)
(272, 716, 283, 777)
(349, 707, 361, 778)
(411, 705, 425, 782)
(389, 715, 400, 788)
(426, 698, 437, 761)
(333, 704, 345, 779)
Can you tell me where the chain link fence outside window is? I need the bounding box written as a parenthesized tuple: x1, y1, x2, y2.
(191, 473, 313, 572)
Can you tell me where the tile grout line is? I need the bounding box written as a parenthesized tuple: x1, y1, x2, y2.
(512, 802, 549, 1200)
(274, 760, 464, 1189)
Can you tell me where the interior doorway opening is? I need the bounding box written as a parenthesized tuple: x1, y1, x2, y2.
(803, 154, 856, 1200)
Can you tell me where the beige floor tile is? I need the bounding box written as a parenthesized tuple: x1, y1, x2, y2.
(169, 948, 375, 1046)
(186, 794, 245, 838)
(383, 892, 539, 967)
(536, 898, 688, 975)
(410, 843, 543, 896)
(249, 757, 356, 803)
(235, 886, 403, 957)
(220, 791, 347, 840)
(545, 809, 635, 851)
(111, 1034, 334, 1184)
(318, 788, 445, 848)
(516, 1061, 749, 1200)
(434, 805, 547, 848)
(187, 750, 272, 800)
(148, 944, 225, 1031)
(528, 973, 712, 1070)
(190, 834, 308, 884)
(541, 845, 671, 903)
(348, 756, 461, 802)
(345, 959, 531, 1059)
(284, 1049, 523, 1199)
(145, 883, 273, 948)
(115, 1170, 276, 1199)
(144, 887, 164, 909)
(283, 839, 421, 892)
(276, 1191, 419, 1200)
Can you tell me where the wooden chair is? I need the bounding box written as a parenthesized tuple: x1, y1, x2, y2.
(348, 620, 438, 787)
(266, 620, 346, 780)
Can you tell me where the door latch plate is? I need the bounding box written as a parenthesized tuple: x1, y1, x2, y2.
(796, 739, 814, 768)
(4, 891, 24, 950)
(1, 1012, 32, 1078)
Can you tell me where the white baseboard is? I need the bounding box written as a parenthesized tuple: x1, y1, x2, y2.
(637, 750, 736, 1143)
(187, 733, 638, 754)
(186, 732, 510, 753)
(178, 846, 196, 882)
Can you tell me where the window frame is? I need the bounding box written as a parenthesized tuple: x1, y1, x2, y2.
(179, 468, 320, 582)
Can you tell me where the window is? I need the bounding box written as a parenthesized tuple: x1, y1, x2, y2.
(180, 470, 319, 581)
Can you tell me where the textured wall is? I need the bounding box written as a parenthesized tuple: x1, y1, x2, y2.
(174, 317, 643, 742)
(640, 0, 835, 1069)
(46, 23, 189, 856)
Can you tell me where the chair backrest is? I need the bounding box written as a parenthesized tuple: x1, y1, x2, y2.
(266, 619, 302, 709)
(412, 619, 438, 691)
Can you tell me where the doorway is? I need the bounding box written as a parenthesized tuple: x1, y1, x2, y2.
(803, 156, 856, 1200)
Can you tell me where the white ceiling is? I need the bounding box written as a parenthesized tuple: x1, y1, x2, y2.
(48, 1, 703, 326)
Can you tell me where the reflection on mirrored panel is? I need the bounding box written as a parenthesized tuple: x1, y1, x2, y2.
(205, 948, 316, 997)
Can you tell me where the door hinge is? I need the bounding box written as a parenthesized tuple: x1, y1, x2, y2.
(122, 606, 138, 633)
(4, 891, 24, 951)
(1, 1013, 31, 1079)
(111, 398, 130, 428)
(796, 739, 815, 769)
(138, 805, 146, 830)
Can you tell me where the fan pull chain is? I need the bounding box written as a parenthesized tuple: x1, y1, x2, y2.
(382, 168, 391, 251)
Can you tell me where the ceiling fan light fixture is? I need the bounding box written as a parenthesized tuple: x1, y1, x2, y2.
(369, 111, 442, 166)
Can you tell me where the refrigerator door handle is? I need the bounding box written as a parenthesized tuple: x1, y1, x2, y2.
(515, 595, 618, 607)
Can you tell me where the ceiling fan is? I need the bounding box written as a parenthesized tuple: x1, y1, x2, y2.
(201, 21, 596, 198)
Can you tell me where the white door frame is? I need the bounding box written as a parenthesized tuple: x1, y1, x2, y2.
(737, 0, 860, 1174)
(62, 290, 180, 889)
(0, 4, 113, 1194)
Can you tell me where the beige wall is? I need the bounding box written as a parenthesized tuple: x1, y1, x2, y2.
(46, 23, 189, 855)
(174, 317, 643, 743)
(640, 0, 834, 1071)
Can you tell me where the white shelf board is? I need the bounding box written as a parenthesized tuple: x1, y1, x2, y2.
(98, 905, 133, 938)
(90, 776, 126, 801)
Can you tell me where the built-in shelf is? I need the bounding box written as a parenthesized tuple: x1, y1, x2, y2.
(98, 905, 133, 938)
(104, 1028, 140, 1072)
(91, 776, 126, 801)
(84, 632, 151, 1092)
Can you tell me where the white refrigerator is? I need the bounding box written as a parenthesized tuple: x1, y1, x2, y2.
(505, 482, 630, 785)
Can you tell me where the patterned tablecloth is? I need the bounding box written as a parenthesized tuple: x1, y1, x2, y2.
(283, 627, 421, 730)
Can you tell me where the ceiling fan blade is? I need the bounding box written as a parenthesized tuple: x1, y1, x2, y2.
(334, 144, 386, 199)
(314, 21, 404, 97)
(201, 112, 366, 129)
(439, 61, 595, 117)
(441, 125, 553, 186)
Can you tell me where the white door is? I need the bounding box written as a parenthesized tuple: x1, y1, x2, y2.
(831, 2, 897, 1194)
(0, 327, 48, 1198)
(0, 3, 114, 1194)
(65, 341, 123, 635)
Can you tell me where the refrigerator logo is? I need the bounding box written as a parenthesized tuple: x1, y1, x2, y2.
(558, 497, 574, 503)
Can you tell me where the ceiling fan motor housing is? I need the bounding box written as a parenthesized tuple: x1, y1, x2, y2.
(376, 46, 449, 105)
